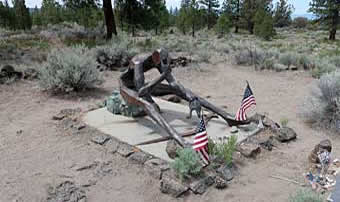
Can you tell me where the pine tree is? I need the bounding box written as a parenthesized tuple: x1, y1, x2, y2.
(309, 0, 340, 40)
(41, 0, 63, 25)
(222, 0, 241, 33)
(13, 0, 32, 30)
(199, 0, 219, 29)
(215, 12, 231, 36)
(254, 7, 275, 40)
(273, 0, 293, 27)
(32, 6, 43, 26)
(242, 0, 272, 34)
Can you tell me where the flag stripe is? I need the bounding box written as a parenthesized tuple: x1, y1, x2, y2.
(192, 116, 210, 166)
(235, 84, 256, 121)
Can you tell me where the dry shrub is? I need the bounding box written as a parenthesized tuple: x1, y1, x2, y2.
(39, 44, 102, 92)
(301, 71, 340, 132)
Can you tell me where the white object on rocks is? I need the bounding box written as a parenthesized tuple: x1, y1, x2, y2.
(230, 126, 238, 133)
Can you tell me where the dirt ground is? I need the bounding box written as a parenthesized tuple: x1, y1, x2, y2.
(1, 63, 339, 202)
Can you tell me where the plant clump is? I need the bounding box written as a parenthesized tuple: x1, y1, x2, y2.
(39, 44, 102, 92)
(171, 148, 202, 180)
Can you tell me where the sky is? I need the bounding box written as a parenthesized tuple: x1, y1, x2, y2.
(22, 0, 311, 15)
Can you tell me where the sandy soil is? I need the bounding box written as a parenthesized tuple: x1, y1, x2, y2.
(1, 63, 339, 202)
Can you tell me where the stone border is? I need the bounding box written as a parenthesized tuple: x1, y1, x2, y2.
(54, 108, 298, 198)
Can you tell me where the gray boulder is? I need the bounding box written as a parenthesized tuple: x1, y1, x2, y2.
(274, 127, 297, 142)
(160, 175, 189, 197)
(166, 140, 181, 159)
(217, 165, 233, 181)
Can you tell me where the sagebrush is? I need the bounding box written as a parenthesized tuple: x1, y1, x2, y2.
(39, 44, 102, 92)
(171, 148, 202, 180)
(301, 70, 340, 132)
(289, 189, 323, 202)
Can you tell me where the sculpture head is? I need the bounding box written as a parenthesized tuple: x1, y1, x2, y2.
(152, 49, 170, 68)
(188, 97, 202, 119)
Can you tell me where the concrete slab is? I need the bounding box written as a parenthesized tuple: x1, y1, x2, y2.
(83, 98, 258, 161)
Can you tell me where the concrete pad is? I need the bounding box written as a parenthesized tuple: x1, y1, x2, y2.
(83, 98, 259, 161)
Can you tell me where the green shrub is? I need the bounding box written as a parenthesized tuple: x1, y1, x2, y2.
(254, 9, 276, 40)
(39, 44, 102, 92)
(280, 117, 289, 127)
(273, 63, 288, 72)
(171, 148, 202, 180)
(311, 60, 337, 78)
(215, 13, 231, 37)
(260, 57, 275, 70)
(279, 52, 298, 68)
(298, 54, 313, 70)
(197, 49, 211, 63)
(289, 189, 323, 202)
(211, 136, 237, 166)
(329, 56, 340, 68)
(293, 17, 309, 29)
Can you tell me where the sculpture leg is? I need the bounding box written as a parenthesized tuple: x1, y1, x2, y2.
(119, 80, 191, 147)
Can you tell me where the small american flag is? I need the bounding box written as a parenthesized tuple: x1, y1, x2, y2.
(192, 116, 210, 166)
(235, 83, 256, 121)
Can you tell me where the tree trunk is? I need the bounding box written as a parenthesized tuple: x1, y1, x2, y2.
(103, 0, 117, 40)
(248, 21, 254, 34)
(235, 0, 240, 33)
(235, 25, 239, 33)
(329, 9, 339, 41)
(192, 22, 195, 37)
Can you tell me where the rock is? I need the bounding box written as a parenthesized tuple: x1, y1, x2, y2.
(274, 64, 289, 72)
(309, 139, 332, 164)
(189, 175, 215, 194)
(214, 176, 228, 189)
(217, 165, 233, 181)
(91, 135, 111, 145)
(262, 116, 280, 129)
(95, 161, 113, 176)
(23, 68, 39, 80)
(75, 123, 86, 130)
(290, 66, 298, 71)
(160, 175, 189, 197)
(53, 108, 81, 120)
(237, 143, 261, 158)
(161, 95, 182, 103)
(128, 151, 150, 164)
(166, 140, 181, 159)
(259, 136, 276, 151)
(75, 162, 98, 171)
(117, 143, 135, 157)
(274, 127, 297, 142)
(46, 181, 86, 202)
(230, 126, 238, 134)
(105, 139, 119, 154)
(145, 158, 170, 179)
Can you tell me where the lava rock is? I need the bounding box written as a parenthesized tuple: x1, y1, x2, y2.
(166, 140, 181, 159)
(117, 143, 135, 157)
(160, 175, 189, 197)
(214, 176, 228, 189)
(144, 158, 170, 179)
(91, 135, 111, 145)
(217, 165, 233, 181)
(237, 143, 261, 158)
(189, 175, 215, 194)
(128, 151, 150, 164)
(47, 181, 86, 202)
(105, 139, 119, 154)
(274, 127, 297, 142)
